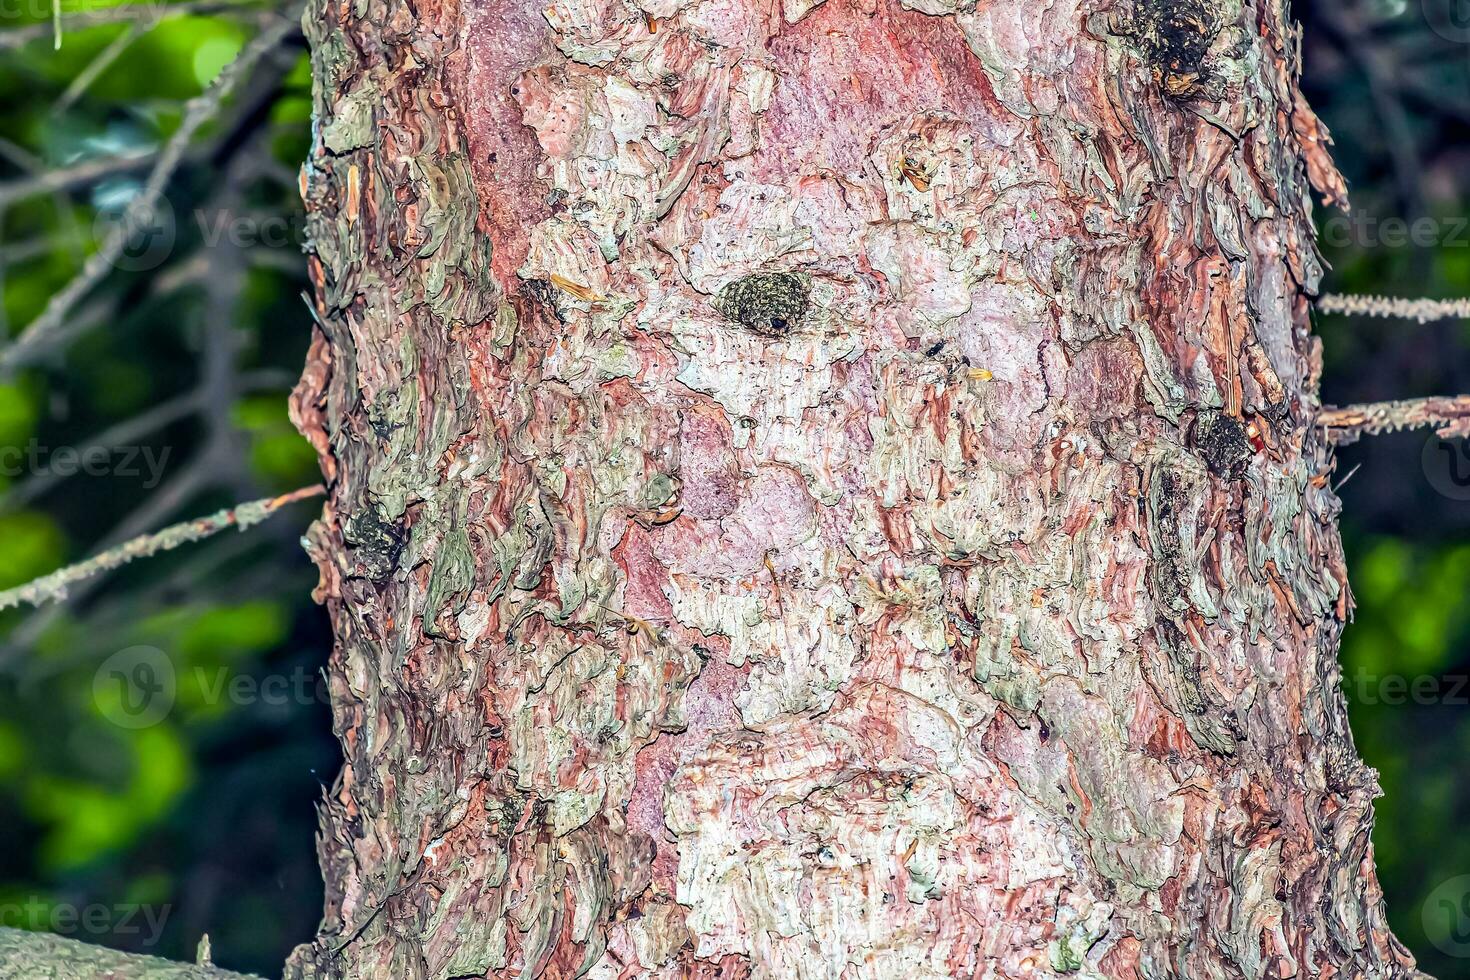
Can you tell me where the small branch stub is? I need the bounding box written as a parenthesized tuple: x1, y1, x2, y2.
(1190, 409, 1255, 479)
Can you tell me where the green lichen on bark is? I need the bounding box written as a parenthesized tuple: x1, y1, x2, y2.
(713, 272, 810, 337)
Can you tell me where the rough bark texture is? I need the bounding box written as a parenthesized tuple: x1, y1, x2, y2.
(285, 0, 1421, 977)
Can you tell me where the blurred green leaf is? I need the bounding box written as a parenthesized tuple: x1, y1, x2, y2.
(0, 512, 66, 589)
(26, 724, 191, 871)
(189, 30, 244, 88)
(0, 383, 39, 448)
(177, 599, 287, 662)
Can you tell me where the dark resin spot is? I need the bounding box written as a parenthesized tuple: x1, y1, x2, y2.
(714, 272, 810, 338)
(1191, 410, 1254, 480)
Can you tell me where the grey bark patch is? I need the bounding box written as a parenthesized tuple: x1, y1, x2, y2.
(322, 87, 377, 154)
(1191, 410, 1254, 479)
(714, 272, 810, 338)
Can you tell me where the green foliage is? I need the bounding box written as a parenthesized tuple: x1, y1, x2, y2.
(0, 722, 27, 779)
(1353, 538, 1470, 675)
(25, 726, 191, 871)
(0, 513, 66, 589)
(233, 395, 318, 487)
(1338, 533, 1470, 975)
(0, 384, 39, 447)
(1301, 9, 1470, 971)
(177, 600, 287, 662)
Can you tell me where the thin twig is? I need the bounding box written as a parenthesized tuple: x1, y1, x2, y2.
(0, 136, 91, 267)
(1, 232, 87, 266)
(1322, 395, 1470, 445)
(0, 367, 288, 511)
(0, 484, 322, 612)
(53, 22, 142, 112)
(200, 139, 255, 502)
(1317, 293, 1470, 323)
(0, 394, 197, 511)
(5, 530, 264, 681)
(1, 456, 227, 651)
(0, 149, 155, 208)
(0, 10, 301, 375)
(0, 0, 271, 51)
(1332, 462, 1362, 493)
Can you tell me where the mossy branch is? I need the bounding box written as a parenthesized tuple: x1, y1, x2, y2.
(1317, 293, 1470, 324)
(0, 927, 264, 979)
(1322, 395, 1470, 445)
(0, 485, 323, 612)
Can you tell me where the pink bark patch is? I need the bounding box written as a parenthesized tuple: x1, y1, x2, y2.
(651, 464, 817, 578)
(755, 0, 1002, 181)
(677, 404, 741, 520)
(613, 524, 676, 622)
(626, 653, 745, 892)
(457, 0, 555, 289)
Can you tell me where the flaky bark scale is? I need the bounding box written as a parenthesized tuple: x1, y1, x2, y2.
(286, 0, 1420, 977)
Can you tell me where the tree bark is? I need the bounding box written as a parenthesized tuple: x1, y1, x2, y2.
(283, 0, 1425, 977)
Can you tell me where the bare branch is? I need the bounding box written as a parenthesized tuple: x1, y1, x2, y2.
(0, 484, 322, 612)
(0, 397, 195, 511)
(0, 0, 273, 51)
(0, 367, 290, 511)
(53, 22, 144, 112)
(1322, 395, 1470, 445)
(0, 10, 302, 375)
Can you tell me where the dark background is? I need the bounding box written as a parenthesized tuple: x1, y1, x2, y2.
(1302, 1, 1470, 973)
(0, 0, 1468, 975)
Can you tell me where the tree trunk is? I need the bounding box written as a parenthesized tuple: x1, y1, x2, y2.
(283, 0, 1423, 976)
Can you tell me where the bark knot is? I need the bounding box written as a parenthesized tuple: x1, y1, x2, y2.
(1191, 409, 1254, 480)
(714, 272, 811, 338)
(1124, 0, 1241, 98)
